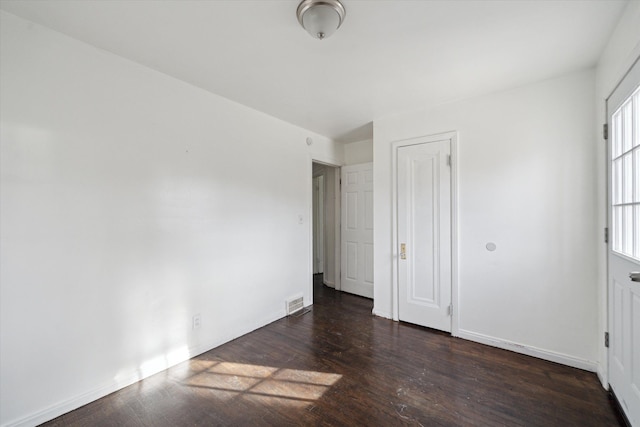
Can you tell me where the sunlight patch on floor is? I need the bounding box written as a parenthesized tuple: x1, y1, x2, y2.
(181, 361, 342, 407)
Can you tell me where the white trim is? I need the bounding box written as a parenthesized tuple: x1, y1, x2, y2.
(4, 308, 286, 427)
(390, 131, 459, 332)
(605, 55, 640, 108)
(307, 155, 314, 305)
(391, 142, 399, 321)
(458, 329, 598, 373)
(308, 154, 342, 303)
(597, 362, 609, 389)
(372, 309, 392, 319)
(450, 135, 459, 337)
(332, 165, 341, 291)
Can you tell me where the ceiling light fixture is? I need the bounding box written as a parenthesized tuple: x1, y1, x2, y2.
(296, 0, 346, 40)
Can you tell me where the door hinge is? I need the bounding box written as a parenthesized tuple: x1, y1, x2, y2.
(447, 304, 453, 316)
(605, 332, 609, 348)
(604, 227, 609, 244)
(603, 123, 609, 141)
(447, 154, 452, 166)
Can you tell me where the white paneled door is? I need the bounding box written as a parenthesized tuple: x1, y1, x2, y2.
(396, 138, 452, 332)
(341, 163, 374, 298)
(608, 58, 640, 426)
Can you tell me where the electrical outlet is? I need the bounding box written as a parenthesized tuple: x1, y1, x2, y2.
(192, 313, 201, 330)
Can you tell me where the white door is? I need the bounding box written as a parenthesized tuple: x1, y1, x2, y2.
(608, 58, 640, 426)
(397, 138, 452, 332)
(341, 163, 374, 298)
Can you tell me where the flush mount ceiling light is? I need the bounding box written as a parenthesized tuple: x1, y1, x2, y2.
(296, 0, 346, 40)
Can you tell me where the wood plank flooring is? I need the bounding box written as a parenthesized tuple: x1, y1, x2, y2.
(42, 275, 623, 426)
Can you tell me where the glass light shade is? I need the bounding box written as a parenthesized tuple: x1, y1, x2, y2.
(297, 0, 345, 40)
(302, 5, 341, 40)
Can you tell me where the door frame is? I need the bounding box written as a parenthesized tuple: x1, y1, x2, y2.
(308, 156, 341, 304)
(391, 131, 459, 335)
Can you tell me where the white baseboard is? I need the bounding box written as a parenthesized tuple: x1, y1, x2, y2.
(596, 362, 609, 390)
(372, 308, 392, 319)
(323, 279, 335, 288)
(4, 309, 286, 427)
(4, 377, 129, 427)
(457, 329, 598, 372)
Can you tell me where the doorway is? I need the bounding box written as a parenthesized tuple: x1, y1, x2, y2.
(312, 162, 341, 294)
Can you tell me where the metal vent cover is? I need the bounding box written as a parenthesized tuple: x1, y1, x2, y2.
(286, 296, 304, 315)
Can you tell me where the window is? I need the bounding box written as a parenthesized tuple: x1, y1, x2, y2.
(611, 86, 640, 261)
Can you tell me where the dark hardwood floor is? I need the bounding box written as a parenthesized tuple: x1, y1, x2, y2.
(42, 275, 623, 426)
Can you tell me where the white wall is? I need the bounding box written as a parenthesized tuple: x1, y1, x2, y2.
(0, 12, 341, 427)
(374, 69, 598, 370)
(594, 1, 640, 386)
(343, 139, 373, 165)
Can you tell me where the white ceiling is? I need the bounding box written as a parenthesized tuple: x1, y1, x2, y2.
(0, 0, 628, 142)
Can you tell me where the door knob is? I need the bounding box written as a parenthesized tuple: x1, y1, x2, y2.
(631, 272, 640, 282)
(400, 243, 406, 260)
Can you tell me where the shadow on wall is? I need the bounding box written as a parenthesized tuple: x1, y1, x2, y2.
(335, 122, 373, 144)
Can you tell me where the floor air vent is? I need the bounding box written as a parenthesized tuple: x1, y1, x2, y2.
(286, 296, 304, 315)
